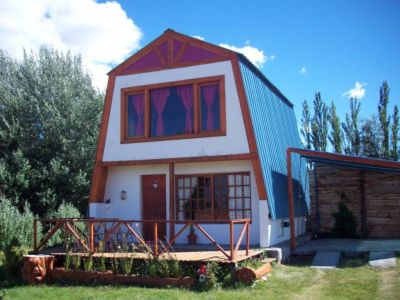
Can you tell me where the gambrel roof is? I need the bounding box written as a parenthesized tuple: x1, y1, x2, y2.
(90, 29, 309, 219)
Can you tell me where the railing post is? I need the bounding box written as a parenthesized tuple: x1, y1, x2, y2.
(33, 219, 37, 252)
(89, 221, 94, 252)
(230, 221, 234, 261)
(154, 222, 158, 256)
(246, 221, 250, 256)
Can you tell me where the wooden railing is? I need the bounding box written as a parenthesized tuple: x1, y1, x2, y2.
(33, 218, 250, 261)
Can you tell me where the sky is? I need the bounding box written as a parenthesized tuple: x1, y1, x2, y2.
(0, 0, 399, 124)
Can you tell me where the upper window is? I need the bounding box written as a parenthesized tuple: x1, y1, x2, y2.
(121, 76, 225, 143)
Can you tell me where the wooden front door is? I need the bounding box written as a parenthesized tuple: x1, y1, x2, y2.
(142, 174, 166, 241)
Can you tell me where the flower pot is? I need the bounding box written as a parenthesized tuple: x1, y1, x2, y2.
(187, 234, 197, 245)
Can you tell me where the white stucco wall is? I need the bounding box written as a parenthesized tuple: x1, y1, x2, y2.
(102, 61, 249, 162)
(89, 160, 262, 245)
(258, 200, 307, 247)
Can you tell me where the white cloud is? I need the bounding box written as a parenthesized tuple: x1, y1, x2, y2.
(219, 43, 273, 68)
(192, 35, 205, 41)
(299, 67, 307, 74)
(342, 81, 367, 99)
(0, 0, 142, 89)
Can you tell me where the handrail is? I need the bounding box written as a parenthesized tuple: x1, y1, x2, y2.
(33, 218, 251, 261)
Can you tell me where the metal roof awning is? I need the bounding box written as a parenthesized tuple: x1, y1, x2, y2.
(291, 148, 400, 173)
(286, 147, 400, 251)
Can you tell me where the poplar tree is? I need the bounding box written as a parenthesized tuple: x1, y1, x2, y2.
(361, 117, 380, 158)
(342, 98, 361, 155)
(301, 99, 312, 149)
(378, 81, 390, 159)
(311, 92, 328, 151)
(391, 105, 399, 161)
(328, 102, 343, 153)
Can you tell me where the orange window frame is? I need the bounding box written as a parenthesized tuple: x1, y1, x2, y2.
(121, 75, 226, 143)
(175, 172, 252, 221)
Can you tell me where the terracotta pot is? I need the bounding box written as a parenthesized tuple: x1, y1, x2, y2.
(187, 234, 197, 245)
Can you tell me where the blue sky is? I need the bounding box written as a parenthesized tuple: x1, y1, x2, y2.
(1, 0, 399, 124)
(121, 0, 400, 122)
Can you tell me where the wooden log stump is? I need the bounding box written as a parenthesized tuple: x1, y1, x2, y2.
(235, 261, 272, 285)
(22, 255, 54, 284)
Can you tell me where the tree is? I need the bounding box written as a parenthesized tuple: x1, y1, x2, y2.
(300, 99, 312, 149)
(328, 102, 343, 153)
(360, 116, 380, 158)
(311, 92, 328, 151)
(378, 81, 390, 159)
(0, 47, 104, 216)
(342, 98, 361, 155)
(391, 105, 399, 161)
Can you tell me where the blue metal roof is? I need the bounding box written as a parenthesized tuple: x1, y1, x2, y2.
(293, 148, 400, 174)
(238, 55, 309, 219)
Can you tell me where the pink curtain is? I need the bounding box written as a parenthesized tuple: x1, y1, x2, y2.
(177, 85, 193, 133)
(151, 88, 170, 136)
(202, 84, 218, 130)
(131, 93, 144, 136)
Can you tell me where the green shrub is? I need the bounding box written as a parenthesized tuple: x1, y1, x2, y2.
(146, 259, 158, 277)
(131, 259, 147, 276)
(111, 256, 119, 274)
(72, 255, 81, 270)
(65, 251, 72, 271)
(0, 197, 41, 251)
(47, 201, 82, 246)
(331, 197, 359, 238)
(95, 255, 106, 272)
(167, 259, 183, 278)
(238, 257, 264, 269)
(195, 262, 233, 291)
(83, 255, 93, 272)
(2, 246, 29, 280)
(119, 256, 133, 275)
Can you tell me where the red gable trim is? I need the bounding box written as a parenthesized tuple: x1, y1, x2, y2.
(109, 29, 236, 76)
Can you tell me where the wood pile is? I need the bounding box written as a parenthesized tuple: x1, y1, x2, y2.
(309, 164, 400, 238)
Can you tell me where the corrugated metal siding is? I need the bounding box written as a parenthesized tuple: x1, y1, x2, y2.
(238, 56, 309, 219)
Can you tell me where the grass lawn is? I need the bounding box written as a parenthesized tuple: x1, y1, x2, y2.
(2, 257, 400, 300)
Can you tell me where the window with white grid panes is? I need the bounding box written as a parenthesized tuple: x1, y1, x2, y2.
(176, 172, 251, 221)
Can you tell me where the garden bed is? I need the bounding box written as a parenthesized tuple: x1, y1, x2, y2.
(50, 268, 195, 288)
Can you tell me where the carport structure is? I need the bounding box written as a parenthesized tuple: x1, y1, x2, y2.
(287, 148, 400, 250)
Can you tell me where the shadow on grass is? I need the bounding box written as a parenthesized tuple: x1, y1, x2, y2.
(338, 253, 369, 269)
(285, 255, 314, 267)
(285, 253, 370, 269)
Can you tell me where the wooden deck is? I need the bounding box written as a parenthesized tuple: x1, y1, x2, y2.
(50, 249, 264, 264)
(34, 218, 252, 262)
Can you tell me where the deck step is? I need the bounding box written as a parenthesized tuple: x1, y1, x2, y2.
(369, 251, 397, 268)
(311, 251, 341, 269)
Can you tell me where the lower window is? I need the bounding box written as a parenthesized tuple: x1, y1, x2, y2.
(176, 172, 251, 221)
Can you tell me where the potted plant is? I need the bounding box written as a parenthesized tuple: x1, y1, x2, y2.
(187, 224, 197, 245)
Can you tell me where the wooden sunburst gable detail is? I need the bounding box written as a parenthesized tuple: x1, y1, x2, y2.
(110, 29, 236, 76)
